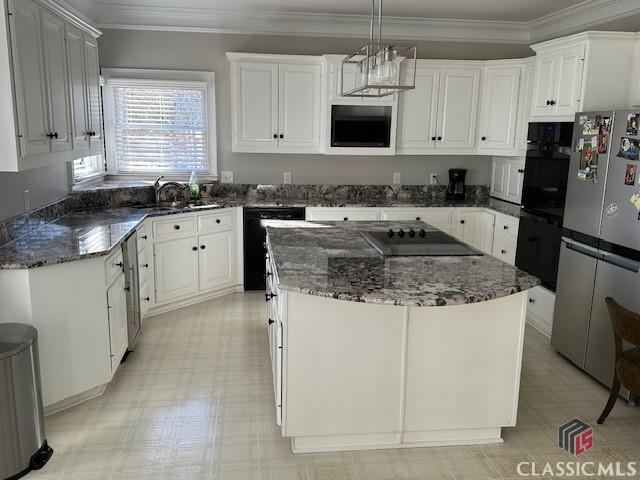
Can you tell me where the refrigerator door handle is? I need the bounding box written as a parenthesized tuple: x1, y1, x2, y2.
(562, 237, 604, 261)
(600, 252, 640, 273)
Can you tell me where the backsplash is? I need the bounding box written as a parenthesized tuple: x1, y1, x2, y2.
(0, 182, 489, 246)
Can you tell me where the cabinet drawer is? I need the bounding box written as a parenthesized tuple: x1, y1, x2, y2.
(527, 286, 555, 324)
(492, 234, 517, 266)
(105, 249, 124, 285)
(495, 215, 519, 239)
(306, 208, 379, 221)
(136, 224, 149, 251)
(153, 215, 196, 239)
(198, 210, 233, 233)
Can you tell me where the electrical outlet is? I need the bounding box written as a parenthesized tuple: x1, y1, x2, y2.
(220, 171, 234, 183)
(23, 190, 30, 210)
(429, 173, 438, 185)
(393, 172, 401, 185)
(283, 172, 292, 184)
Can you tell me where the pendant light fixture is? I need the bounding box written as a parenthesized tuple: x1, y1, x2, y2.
(341, 0, 417, 98)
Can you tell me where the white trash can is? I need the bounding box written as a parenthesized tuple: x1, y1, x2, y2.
(0, 323, 53, 480)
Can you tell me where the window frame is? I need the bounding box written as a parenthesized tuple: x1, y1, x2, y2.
(102, 68, 218, 180)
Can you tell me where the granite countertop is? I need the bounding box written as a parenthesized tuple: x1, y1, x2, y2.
(0, 196, 521, 270)
(265, 220, 539, 307)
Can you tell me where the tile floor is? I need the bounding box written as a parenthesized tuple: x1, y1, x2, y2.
(31, 292, 640, 480)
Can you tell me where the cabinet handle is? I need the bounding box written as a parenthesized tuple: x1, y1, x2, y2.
(503, 225, 509, 230)
(416, 217, 421, 221)
(144, 296, 150, 302)
(141, 235, 148, 240)
(268, 318, 275, 325)
(431, 136, 436, 141)
(437, 136, 442, 141)
(142, 263, 149, 268)
(174, 225, 180, 230)
(273, 134, 277, 139)
(279, 134, 284, 139)
(481, 136, 487, 141)
(460, 220, 465, 224)
(46, 132, 55, 139)
(265, 292, 277, 302)
(124, 286, 131, 292)
(216, 218, 221, 224)
(501, 249, 507, 254)
(546, 100, 551, 106)
(200, 245, 206, 250)
(265, 271, 272, 277)
(518, 169, 525, 174)
(343, 217, 348, 221)
(549, 100, 556, 106)
(115, 261, 123, 267)
(192, 246, 198, 251)
(529, 298, 535, 304)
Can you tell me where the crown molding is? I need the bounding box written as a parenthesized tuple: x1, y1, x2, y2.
(528, 0, 640, 42)
(37, 0, 102, 37)
(94, 4, 530, 44)
(92, 0, 640, 45)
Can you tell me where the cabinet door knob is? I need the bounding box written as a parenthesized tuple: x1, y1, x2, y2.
(174, 225, 180, 230)
(529, 298, 535, 304)
(141, 235, 148, 240)
(343, 217, 348, 221)
(142, 263, 149, 268)
(192, 246, 198, 251)
(546, 100, 551, 106)
(268, 318, 275, 325)
(503, 225, 509, 230)
(518, 169, 525, 174)
(501, 249, 507, 254)
(46, 132, 55, 139)
(481, 136, 487, 141)
(124, 286, 131, 292)
(115, 261, 123, 267)
(460, 220, 465, 224)
(279, 134, 284, 139)
(437, 136, 442, 141)
(216, 218, 221, 224)
(273, 134, 277, 139)
(416, 217, 421, 221)
(431, 136, 436, 141)
(200, 245, 206, 250)
(549, 100, 556, 106)
(144, 296, 150, 302)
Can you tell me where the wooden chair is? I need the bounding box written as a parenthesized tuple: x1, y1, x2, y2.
(597, 297, 640, 424)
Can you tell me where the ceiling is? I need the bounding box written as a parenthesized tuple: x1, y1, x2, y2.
(62, 0, 640, 44)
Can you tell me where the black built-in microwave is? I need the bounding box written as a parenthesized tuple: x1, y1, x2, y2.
(330, 105, 392, 148)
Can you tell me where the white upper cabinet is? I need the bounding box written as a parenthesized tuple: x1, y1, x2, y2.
(396, 65, 439, 153)
(8, 0, 49, 157)
(83, 36, 102, 145)
(515, 58, 535, 155)
(395, 62, 481, 154)
(41, 10, 71, 152)
(65, 25, 89, 149)
(477, 64, 521, 154)
(490, 157, 507, 199)
(530, 32, 637, 121)
(436, 68, 480, 151)
(1, 0, 101, 171)
(228, 54, 323, 154)
(278, 63, 322, 151)
(231, 61, 278, 150)
(491, 156, 525, 204)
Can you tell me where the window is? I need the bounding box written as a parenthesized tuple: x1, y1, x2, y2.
(72, 154, 104, 183)
(103, 70, 217, 177)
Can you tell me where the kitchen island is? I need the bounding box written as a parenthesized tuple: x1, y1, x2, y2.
(264, 220, 539, 453)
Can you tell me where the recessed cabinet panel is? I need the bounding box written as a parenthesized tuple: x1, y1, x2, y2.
(490, 157, 507, 198)
(83, 36, 102, 145)
(396, 66, 439, 152)
(232, 62, 278, 150)
(532, 53, 555, 117)
(278, 64, 321, 150)
(505, 159, 525, 204)
(553, 45, 585, 117)
(8, 0, 49, 157)
(436, 68, 480, 150)
(41, 11, 71, 152)
(478, 66, 520, 152)
(65, 25, 89, 149)
(199, 231, 235, 292)
(107, 274, 128, 373)
(153, 237, 199, 304)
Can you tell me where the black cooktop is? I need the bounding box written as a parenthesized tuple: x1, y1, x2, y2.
(360, 229, 484, 257)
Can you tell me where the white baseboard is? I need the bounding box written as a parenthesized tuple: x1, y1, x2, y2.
(44, 384, 107, 416)
(144, 284, 245, 318)
(526, 313, 552, 337)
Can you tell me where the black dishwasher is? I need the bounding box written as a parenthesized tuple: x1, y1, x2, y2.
(243, 207, 306, 290)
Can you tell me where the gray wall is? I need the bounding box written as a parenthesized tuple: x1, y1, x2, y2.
(98, 30, 535, 186)
(0, 162, 70, 221)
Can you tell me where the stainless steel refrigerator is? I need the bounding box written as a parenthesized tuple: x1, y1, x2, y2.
(551, 110, 640, 398)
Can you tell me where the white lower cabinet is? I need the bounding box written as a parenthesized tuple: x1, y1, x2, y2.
(526, 285, 556, 336)
(199, 230, 236, 292)
(150, 208, 240, 310)
(452, 210, 495, 254)
(491, 214, 519, 266)
(153, 236, 200, 304)
(106, 273, 128, 373)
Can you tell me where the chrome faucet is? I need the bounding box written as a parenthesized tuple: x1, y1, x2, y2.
(154, 175, 188, 206)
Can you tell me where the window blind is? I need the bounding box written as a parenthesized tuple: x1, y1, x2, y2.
(110, 82, 209, 174)
(72, 154, 103, 182)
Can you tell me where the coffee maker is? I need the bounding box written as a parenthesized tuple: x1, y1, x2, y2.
(446, 169, 467, 201)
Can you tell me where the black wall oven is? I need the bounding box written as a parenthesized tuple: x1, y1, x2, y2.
(330, 105, 392, 148)
(515, 122, 573, 291)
